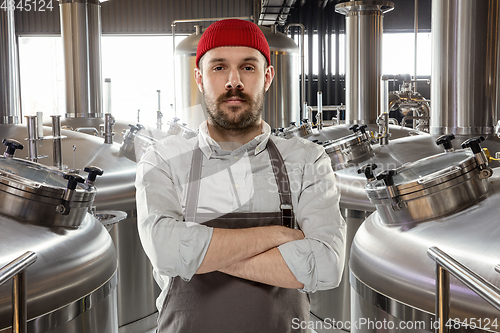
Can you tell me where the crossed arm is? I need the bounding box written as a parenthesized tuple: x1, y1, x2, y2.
(196, 226, 305, 289)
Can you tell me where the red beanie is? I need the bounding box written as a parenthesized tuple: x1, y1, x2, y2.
(196, 19, 271, 68)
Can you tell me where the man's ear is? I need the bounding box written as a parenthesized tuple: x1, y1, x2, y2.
(264, 65, 275, 92)
(194, 67, 204, 93)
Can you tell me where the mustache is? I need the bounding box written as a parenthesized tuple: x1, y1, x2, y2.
(216, 89, 251, 104)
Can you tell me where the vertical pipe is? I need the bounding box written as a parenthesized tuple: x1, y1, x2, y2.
(436, 265, 450, 333)
(414, 0, 418, 93)
(87, 0, 103, 118)
(317, 91, 323, 129)
(431, 0, 499, 136)
(12, 271, 27, 333)
(25, 115, 38, 162)
(335, 1, 394, 125)
(307, 6, 314, 107)
(104, 113, 115, 144)
(0, 7, 21, 124)
(52, 115, 63, 169)
(36, 112, 44, 138)
(104, 78, 111, 114)
(60, 0, 90, 118)
(380, 76, 389, 145)
(326, 4, 332, 106)
(317, 5, 324, 97)
(334, 11, 340, 106)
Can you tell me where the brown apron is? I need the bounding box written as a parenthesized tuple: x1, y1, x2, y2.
(157, 139, 310, 333)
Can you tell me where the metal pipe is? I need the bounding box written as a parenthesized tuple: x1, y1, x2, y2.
(335, 1, 394, 125)
(430, 0, 499, 136)
(103, 113, 115, 144)
(25, 115, 39, 162)
(51, 115, 63, 169)
(334, 12, 340, 105)
(379, 75, 390, 145)
(428, 246, 500, 333)
(60, 0, 90, 118)
(285, 23, 305, 120)
(87, 0, 103, 118)
(104, 78, 111, 114)
(0, 251, 37, 333)
(435, 265, 450, 333)
(157, 90, 163, 130)
(171, 16, 253, 114)
(36, 112, 44, 138)
(317, 91, 323, 130)
(0, 7, 21, 124)
(414, 0, 418, 93)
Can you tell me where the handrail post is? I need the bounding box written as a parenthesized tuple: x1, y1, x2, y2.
(0, 251, 37, 333)
(13, 271, 27, 333)
(436, 264, 450, 333)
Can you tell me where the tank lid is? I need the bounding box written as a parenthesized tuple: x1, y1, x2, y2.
(0, 157, 96, 227)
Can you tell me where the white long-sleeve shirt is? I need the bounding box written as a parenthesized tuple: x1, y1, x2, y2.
(135, 121, 346, 311)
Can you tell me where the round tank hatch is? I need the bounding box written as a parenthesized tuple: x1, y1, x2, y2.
(0, 157, 96, 227)
(365, 147, 492, 225)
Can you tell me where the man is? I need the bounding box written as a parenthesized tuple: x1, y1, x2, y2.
(136, 19, 346, 333)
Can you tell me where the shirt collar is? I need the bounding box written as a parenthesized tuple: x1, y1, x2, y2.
(197, 120, 272, 158)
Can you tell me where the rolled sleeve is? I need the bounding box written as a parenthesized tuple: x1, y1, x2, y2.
(278, 144, 346, 293)
(135, 141, 213, 281)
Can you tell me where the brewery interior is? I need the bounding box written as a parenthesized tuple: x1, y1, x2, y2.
(1, 0, 499, 332)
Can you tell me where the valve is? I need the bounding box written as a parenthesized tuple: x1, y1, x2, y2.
(64, 173, 85, 191)
(376, 169, 397, 186)
(289, 122, 296, 126)
(461, 136, 485, 154)
(58, 173, 85, 215)
(349, 124, 359, 133)
(349, 124, 368, 134)
(2, 138, 24, 157)
(357, 163, 378, 181)
(435, 134, 455, 152)
(461, 136, 492, 179)
(84, 166, 104, 186)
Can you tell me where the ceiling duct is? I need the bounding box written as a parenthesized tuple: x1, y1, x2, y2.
(259, 0, 297, 25)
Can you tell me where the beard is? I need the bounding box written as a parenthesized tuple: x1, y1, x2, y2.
(204, 87, 265, 132)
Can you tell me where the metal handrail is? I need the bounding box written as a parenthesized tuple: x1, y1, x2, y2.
(427, 246, 500, 333)
(0, 251, 37, 333)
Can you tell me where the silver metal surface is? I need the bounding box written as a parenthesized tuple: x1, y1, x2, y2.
(322, 131, 373, 169)
(0, 7, 20, 125)
(350, 170, 500, 332)
(365, 149, 492, 225)
(0, 252, 36, 333)
(429, 247, 500, 314)
(335, 1, 394, 125)
(25, 116, 39, 163)
(104, 113, 115, 144)
(0, 211, 118, 332)
(60, 0, 90, 118)
(51, 115, 64, 169)
(87, 0, 103, 117)
(430, 0, 500, 136)
(0, 124, 159, 332)
(0, 157, 96, 228)
(174, 24, 300, 129)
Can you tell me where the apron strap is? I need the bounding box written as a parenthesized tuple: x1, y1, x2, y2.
(185, 137, 295, 228)
(185, 141, 203, 222)
(266, 138, 295, 228)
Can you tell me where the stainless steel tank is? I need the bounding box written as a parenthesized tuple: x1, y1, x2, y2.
(174, 23, 300, 129)
(0, 152, 118, 332)
(0, 124, 160, 333)
(350, 137, 500, 332)
(303, 127, 443, 333)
